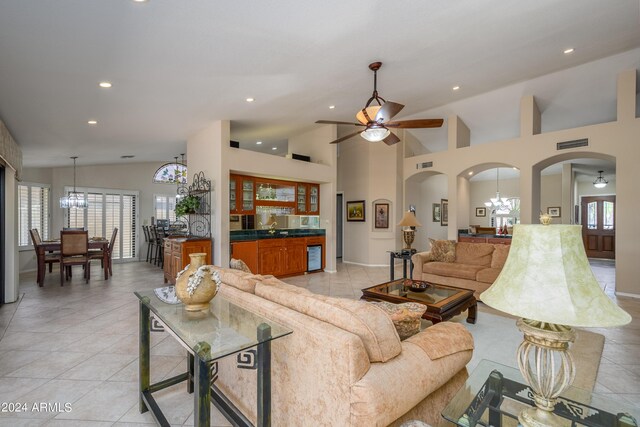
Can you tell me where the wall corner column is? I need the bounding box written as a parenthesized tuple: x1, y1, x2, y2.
(617, 69, 637, 123)
(447, 115, 470, 151)
(520, 95, 541, 137)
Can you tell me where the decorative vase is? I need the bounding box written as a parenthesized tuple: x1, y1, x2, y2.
(175, 253, 220, 311)
(539, 213, 552, 225)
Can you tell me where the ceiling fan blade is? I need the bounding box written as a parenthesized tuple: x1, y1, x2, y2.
(329, 131, 362, 144)
(316, 120, 365, 126)
(375, 102, 404, 122)
(385, 119, 444, 128)
(383, 132, 401, 146)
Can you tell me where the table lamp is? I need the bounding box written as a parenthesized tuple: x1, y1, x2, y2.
(481, 224, 631, 427)
(397, 211, 422, 250)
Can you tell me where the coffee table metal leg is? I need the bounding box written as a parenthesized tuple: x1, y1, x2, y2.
(139, 299, 150, 413)
(257, 323, 272, 427)
(194, 342, 211, 427)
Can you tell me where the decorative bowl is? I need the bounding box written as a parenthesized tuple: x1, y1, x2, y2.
(404, 280, 429, 293)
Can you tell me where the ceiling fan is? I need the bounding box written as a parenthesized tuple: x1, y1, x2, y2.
(316, 61, 444, 145)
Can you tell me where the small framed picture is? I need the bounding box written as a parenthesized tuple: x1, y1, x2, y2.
(374, 203, 389, 229)
(475, 207, 486, 217)
(441, 199, 449, 226)
(547, 207, 561, 217)
(432, 203, 441, 222)
(346, 200, 366, 222)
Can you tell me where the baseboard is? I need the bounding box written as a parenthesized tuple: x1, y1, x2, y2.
(342, 260, 389, 267)
(615, 291, 640, 299)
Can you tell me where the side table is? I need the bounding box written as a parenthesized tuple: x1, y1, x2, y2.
(388, 249, 417, 281)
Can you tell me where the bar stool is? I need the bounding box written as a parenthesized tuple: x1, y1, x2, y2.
(152, 226, 164, 267)
(143, 225, 154, 263)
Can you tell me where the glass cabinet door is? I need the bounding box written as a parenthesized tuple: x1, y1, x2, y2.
(229, 178, 236, 212)
(309, 185, 319, 213)
(297, 185, 307, 213)
(242, 178, 254, 212)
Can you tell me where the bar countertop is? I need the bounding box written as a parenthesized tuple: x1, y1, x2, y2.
(230, 229, 326, 242)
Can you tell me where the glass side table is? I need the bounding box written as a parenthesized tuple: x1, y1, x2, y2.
(388, 248, 417, 280)
(135, 289, 292, 427)
(442, 360, 639, 427)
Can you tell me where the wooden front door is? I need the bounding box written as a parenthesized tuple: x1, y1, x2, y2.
(581, 196, 615, 259)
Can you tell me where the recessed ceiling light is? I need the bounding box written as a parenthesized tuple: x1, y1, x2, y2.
(563, 48, 575, 54)
(99, 81, 112, 88)
(272, 147, 277, 151)
(329, 105, 335, 109)
(256, 141, 262, 145)
(246, 98, 255, 103)
(132, 0, 148, 3)
(468, 171, 473, 176)
(452, 86, 460, 91)
(87, 120, 98, 125)
(121, 155, 135, 159)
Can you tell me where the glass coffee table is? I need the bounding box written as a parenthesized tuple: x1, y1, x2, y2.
(442, 360, 639, 427)
(360, 279, 477, 324)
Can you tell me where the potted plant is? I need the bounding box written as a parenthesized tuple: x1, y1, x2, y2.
(175, 195, 200, 216)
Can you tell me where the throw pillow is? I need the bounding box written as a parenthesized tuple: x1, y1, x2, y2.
(370, 301, 426, 340)
(229, 258, 252, 274)
(427, 238, 456, 263)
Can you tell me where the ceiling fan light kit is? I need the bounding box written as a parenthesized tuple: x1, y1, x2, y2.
(316, 61, 443, 146)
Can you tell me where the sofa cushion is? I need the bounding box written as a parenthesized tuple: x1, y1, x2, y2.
(427, 239, 456, 262)
(423, 261, 485, 281)
(214, 267, 262, 294)
(476, 267, 501, 284)
(229, 257, 252, 273)
(255, 283, 401, 362)
(491, 244, 511, 269)
(260, 276, 313, 295)
(455, 242, 494, 266)
(405, 322, 474, 360)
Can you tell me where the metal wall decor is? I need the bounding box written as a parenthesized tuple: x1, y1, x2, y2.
(179, 171, 212, 237)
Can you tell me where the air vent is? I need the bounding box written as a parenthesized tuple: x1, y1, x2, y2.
(416, 161, 433, 169)
(557, 138, 588, 150)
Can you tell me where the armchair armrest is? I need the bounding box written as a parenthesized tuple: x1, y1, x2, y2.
(405, 322, 474, 360)
(411, 251, 431, 278)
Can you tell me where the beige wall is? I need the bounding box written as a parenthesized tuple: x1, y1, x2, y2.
(19, 162, 177, 272)
(403, 70, 639, 296)
(187, 121, 338, 270)
(405, 173, 448, 250)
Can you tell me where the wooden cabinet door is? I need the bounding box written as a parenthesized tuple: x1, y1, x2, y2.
(284, 238, 307, 275)
(258, 245, 284, 276)
(238, 177, 255, 215)
(229, 175, 238, 213)
(182, 240, 212, 265)
(231, 241, 258, 273)
(308, 184, 320, 214)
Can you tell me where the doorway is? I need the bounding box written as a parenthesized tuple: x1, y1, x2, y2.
(336, 193, 343, 259)
(581, 195, 615, 259)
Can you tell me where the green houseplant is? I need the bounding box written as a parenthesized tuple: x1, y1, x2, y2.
(175, 195, 200, 216)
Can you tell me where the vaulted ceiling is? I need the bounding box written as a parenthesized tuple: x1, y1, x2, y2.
(1, 0, 639, 167)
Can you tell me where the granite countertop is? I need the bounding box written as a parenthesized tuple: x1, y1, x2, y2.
(230, 229, 326, 242)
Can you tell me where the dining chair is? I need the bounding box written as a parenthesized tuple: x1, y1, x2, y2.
(90, 228, 118, 277)
(60, 230, 90, 285)
(29, 228, 60, 286)
(142, 225, 154, 263)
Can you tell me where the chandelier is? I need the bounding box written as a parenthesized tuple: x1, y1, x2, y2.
(593, 170, 608, 189)
(484, 168, 512, 212)
(59, 156, 88, 209)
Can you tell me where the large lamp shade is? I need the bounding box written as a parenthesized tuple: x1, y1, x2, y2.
(481, 224, 630, 328)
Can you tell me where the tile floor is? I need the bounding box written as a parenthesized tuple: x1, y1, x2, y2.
(0, 258, 638, 425)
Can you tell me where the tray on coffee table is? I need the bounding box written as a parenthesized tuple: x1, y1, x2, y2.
(361, 279, 477, 324)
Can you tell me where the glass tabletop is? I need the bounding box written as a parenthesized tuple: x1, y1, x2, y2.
(135, 289, 292, 362)
(364, 279, 464, 305)
(442, 359, 639, 426)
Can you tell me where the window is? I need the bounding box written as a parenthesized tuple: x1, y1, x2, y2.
(490, 197, 520, 229)
(66, 187, 138, 261)
(154, 194, 177, 223)
(153, 163, 187, 184)
(18, 183, 50, 247)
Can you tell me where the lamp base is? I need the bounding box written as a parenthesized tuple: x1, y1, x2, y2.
(402, 230, 415, 250)
(516, 318, 576, 427)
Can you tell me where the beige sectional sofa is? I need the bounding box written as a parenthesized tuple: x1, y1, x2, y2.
(411, 242, 511, 298)
(211, 267, 474, 427)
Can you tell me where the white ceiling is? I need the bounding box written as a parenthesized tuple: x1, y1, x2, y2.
(0, 0, 639, 168)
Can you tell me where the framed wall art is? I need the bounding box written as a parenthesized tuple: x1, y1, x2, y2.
(547, 206, 561, 217)
(432, 203, 441, 222)
(346, 200, 366, 222)
(475, 207, 486, 217)
(440, 199, 449, 226)
(374, 202, 389, 229)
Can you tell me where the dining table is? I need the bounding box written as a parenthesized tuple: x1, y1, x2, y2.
(36, 238, 110, 286)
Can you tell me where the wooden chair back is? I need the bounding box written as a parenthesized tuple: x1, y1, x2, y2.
(60, 230, 89, 257)
(108, 227, 118, 253)
(29, 228, 42, 246)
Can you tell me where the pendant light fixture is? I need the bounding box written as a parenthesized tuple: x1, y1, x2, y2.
(593, 170, 608, 189)
(60, 156, 88, 209)
(484, 168, 512, 211)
